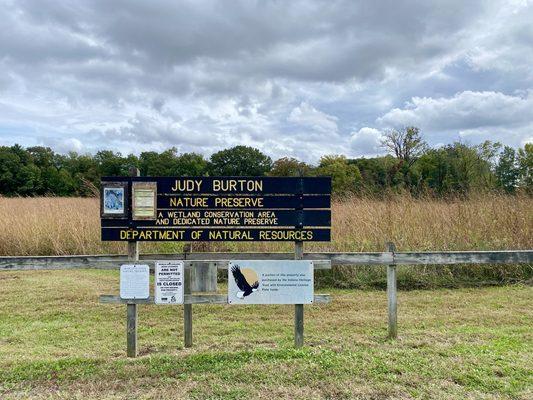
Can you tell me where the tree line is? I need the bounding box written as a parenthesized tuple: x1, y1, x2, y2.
(0, 127, 531, 197)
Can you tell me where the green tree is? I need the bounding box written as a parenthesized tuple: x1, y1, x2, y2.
(476, 140, 502, 188)
(27, 146, 54, 193)
(381, 127, 428, 191)
(175, 152, 208, 176)
(209, 146, 272, 176)
(61, 152, 99, 195)
(269, 157, 312, 177)
(381, 126, 427, 168)
(95, 150, 127, 176)
(0, 146, 22, 194)
(517, 143, 533, 192)
(0, 145, 41, 195)
(316, 155, 362, 195)
(16, 163, 41, 195)
(140, 148, 177, 176)
(123, 153, 140, 173)
(416, 142, 496, 196)
(45, 167, 76, 195)
(140, 149, 207, 176)
(349, 156, 403, 195)
(495, 146, 519, 193)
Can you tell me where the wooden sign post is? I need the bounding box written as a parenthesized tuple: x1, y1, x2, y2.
(294, 176, 304, 347)
(184, 266, 193, 348)
(294, 240, 304, 347)
(127, 167, 140, 358)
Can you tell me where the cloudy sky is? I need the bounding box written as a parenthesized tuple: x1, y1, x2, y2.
(1, 0, 532, 162)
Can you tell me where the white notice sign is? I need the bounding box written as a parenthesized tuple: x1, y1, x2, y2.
(228, 260, 314, 304)
(155, 261, 184, 304)
(120, 264, 150, 299)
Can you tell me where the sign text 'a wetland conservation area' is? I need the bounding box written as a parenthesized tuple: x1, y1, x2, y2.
(100, 177, 331, 242)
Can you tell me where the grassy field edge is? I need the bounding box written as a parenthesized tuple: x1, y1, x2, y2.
(0, 269, 531, 399)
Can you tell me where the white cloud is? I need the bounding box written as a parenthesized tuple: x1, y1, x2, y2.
(349, 127, 384, 157)
(375, 90, 533, 147)
(378, 91, 533, 130)
(0, 0, 532, 159)
(40, 137, 83, 153)
(287, 102, 338, 134)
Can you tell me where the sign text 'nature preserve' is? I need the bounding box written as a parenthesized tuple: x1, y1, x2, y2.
(100, 176, 331, 241)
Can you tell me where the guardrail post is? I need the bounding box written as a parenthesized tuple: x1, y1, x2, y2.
(127, 166, 140, 358)
(386, 242, 397, 339)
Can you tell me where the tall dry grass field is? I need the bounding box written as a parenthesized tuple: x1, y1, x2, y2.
(0, 197, 122, 256)
(0, 194, 531, 256)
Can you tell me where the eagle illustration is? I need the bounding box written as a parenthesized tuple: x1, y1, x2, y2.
(231, 265, 259, 299)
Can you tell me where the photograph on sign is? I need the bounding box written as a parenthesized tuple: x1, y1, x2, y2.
(133, 182, 157, 220)
(119, 264, 150, 299)
(100, 181, 127, 218)
(104, 188, 124, 213)
(228, 260, 314, 304)
(155, 260, 184, 304)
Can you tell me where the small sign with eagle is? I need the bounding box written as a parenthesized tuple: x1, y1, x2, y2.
(228, 260, 314, 304)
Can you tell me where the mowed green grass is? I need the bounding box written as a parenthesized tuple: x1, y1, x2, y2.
(0, 270, 531, 399)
